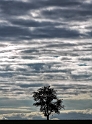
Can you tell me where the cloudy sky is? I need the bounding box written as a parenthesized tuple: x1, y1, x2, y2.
(0, 0, 92, 120)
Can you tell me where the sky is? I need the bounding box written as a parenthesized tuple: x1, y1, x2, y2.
(0, 0, 92, 120)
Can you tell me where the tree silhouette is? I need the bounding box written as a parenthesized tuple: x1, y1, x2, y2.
(32, 86, 64, 120)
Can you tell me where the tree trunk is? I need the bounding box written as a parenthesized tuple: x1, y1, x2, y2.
(47, 115, 49, 120)
(47, 103, 49, 120)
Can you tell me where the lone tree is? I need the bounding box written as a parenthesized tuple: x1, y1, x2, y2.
(32, 86, 64, 120)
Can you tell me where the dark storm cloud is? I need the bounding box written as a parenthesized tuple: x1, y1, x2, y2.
(16, 83, 44, 88)
(78, 57, 92, 61)
(34, 27, 81, 38)
(0, 72, 13, 77)
(21, 49, 39, 54)
(38, 0, 81, 7)
(0, 0, 92, 41)
(71, 73, 92, 81)
(0, 0, 92, 40)
(41, 7, 92, 21)
(0, 0, 81, 15)
(0, 0, 42, 16)
(0, 22, 81, 40)
(52, 83, 92, 97)
(0, 0, 92, 102)
(52, 84, 92, 91)
(46, 42, 77, 48)
(0, 26, 31, 38)
(11, 19, 57, 28)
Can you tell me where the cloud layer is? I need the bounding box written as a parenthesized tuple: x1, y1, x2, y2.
(1, 109, 92, 120)
(0, 0, 92, 119)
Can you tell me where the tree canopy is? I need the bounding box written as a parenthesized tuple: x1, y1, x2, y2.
(32, 86, 64, 120)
